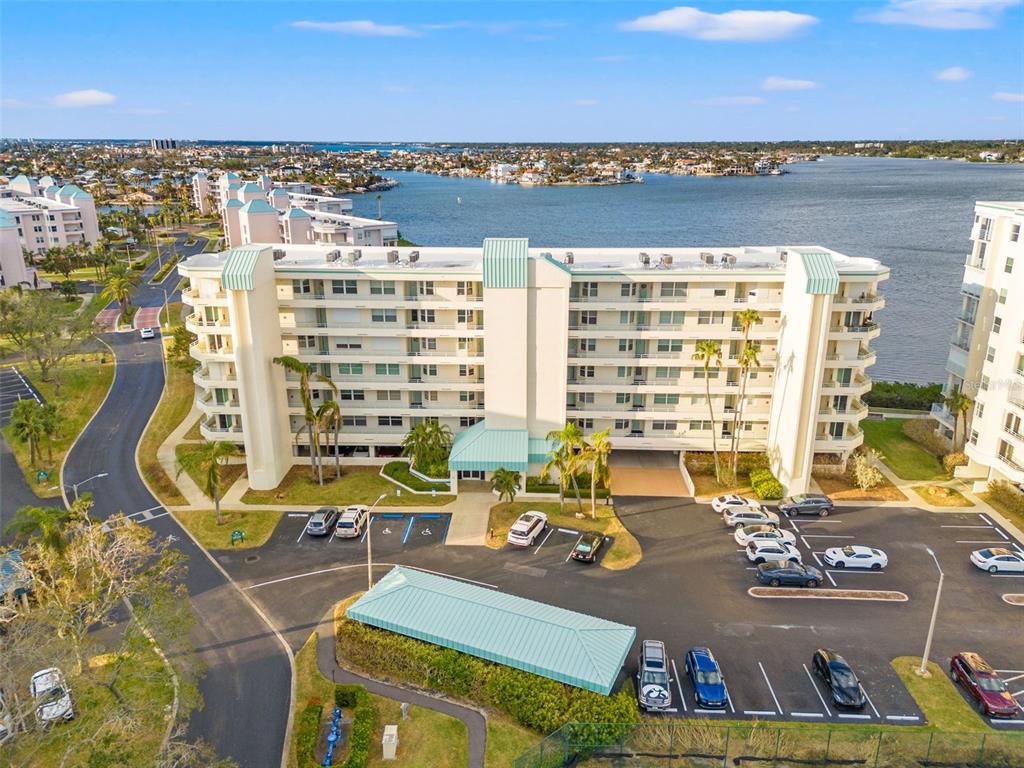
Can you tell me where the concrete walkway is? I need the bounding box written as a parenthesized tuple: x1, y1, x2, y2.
(315, 607, 486, 768)
(442, 491, 496, 546)
(157, 406, 208, 508)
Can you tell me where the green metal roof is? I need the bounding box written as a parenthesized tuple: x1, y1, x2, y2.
(221, 246, 265, 291)
(483, 237, 528, 288)
(348, 566, 636, 695)
(225, 198, 244, 208)
(799, 250, 840, 295)
(449, 420, 529, 472)
(528, 436, 555, 465)
(285, 207, 310, 218)
(239, 199, 277, 215)
(0, 210, 15, 229)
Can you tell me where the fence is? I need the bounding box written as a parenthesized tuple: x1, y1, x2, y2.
(511, 722, 1024, 768)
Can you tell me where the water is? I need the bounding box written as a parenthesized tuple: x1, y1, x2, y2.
(348, 158, 1024, 384)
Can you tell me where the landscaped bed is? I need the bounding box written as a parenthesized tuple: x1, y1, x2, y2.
(748, 587, 908, 601)
(485, 501, 641, 570)
(174, 509, 283, 549)
(175, 443, 246, 498)
(380, 460, 450, 493)
(241, 465, 454, 507)
(891, 657, 989, 732)
(813, 471, 908, 502)
(912, 484, 973, 507)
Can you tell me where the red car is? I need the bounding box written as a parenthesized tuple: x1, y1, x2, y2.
(949, 652, 1020, 718)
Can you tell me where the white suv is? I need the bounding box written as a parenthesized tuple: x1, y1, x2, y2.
(30, 668, 74, 724)
(746, 540, 802, 564)
(506, 511, 548, 546)
(334, 505, 369, 538)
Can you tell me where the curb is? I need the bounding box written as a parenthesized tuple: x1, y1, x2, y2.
(748, 587, 908, 601)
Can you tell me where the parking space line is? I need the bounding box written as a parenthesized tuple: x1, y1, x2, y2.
(670, 659, 686, 713)
(296, 527, 306, 544)
(439, 515, 451, 543)
(402, 516, 416, 544)
(328, 525, 338, 544)
(979, 513, 993, 525)
(360, 516, 375, 543)
(956, 540, 1010, 544)
(992, 573, 1024, 578)
(791, 712, 824, 718)
(694, 708, 726, 714)
(802, 663, 832, 717)
(802, 534, 855, 539)
(826, 569, 885, 574)
(557, 527, 579, 535)
(534, 529, 554, 553)
(995, 529, 1009, 540)
(995, 669, 1024, 674)
(886, 715, 921, 722)
(862, 686, 881, 719)
(1011, 689, 1024, 698)
(758, 662, 782, 714)
(941, 525, 995, 529)
(744, 710, 777, 716)
(838, 713, 872, 720)
(1000, 672, 1024, 681)
(566, 537, 582, 563)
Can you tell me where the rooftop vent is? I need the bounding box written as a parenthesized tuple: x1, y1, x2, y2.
(564, 251, 574, 265)
(780, 250, 788, 263)
(272, 248, 287, 261)
(386, 250, 399, 264)
(408, 250, 420, 265)
(700, 252, 715, 265)
(325, 249, 342, 263)
(346, 248, 362, 264)
(726, 254, 737, 267)
(639, 252, 651, 267)
(659, 254, 673, 268)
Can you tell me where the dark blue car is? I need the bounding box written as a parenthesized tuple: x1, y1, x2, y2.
(755, 560, 823, 588)
(684, 647, 728, 709)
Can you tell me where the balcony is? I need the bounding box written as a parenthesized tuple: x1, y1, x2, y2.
(193, 366, 237, 386)
(825, 350, 876, 365)
(198, 391, 240, 414)
(200, 419, 243, 440)
(833, 294, 885, 309)
(997, 453, 1024, 474)
(955, 311, 977, 326)
(1002, 424, 1024, 443)
(950, 334, 971, 352)
(820, 375, 872, 395)
(186, 313, 232, 333)
(930, 403, 956, 428)
(818, 401, 868, 418)
(182, 289, 227, 307)
(829, 323, 880, 339)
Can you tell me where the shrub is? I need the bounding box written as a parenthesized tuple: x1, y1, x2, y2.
(851, 448, 884, 490)
(295, 703, 323, 768)
(749, 468, 784, 500)
(863, 381, 942, 411)
(382, 461, 450, 493)
(943, 452, 968, 474)
(334, 685, 375, 768)
(988, 480, 1024, 516)
(687, 452, 768, 474)
(525, 475, 610, 499)
(901, 418, 950, 457)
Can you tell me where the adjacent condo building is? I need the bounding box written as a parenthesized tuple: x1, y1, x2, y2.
(938, 202, 1024, 492)
(0, 174, 101, 254)
(179, 240, 887, 492)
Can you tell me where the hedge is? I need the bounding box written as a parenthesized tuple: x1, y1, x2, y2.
(336, 615, 640, 735)
(526, 475, 610, 499)
(749, 468, 784, 500)
(295, 703, 323, 768)
(901, 418, 950, 457)
(335, 685, 376, 768)
(988, 480, 1024, 516)
(686, 451, 769, 474)
(862, 381, 942, 411)
(382, 461, 450, 492)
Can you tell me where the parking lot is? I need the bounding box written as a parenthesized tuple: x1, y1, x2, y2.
(0, 366, 44, 426)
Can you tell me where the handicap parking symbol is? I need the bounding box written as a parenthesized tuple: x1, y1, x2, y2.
(382, 527, 392, 535)
(422, 527, 432, 537)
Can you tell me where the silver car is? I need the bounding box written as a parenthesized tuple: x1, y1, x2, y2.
(636, 640, 673, 711)
(30, 668, 74, 724)
(304, 506, 340, 536)
(723, 506, 780, 530)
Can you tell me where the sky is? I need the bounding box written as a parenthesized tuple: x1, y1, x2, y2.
(1, 0, 1022, 142)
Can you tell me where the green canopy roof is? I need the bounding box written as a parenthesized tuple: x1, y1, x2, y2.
(348, 566, 636, 695)
(448, 420, 529, 472)
(799, 250, 840, 295)
(221, 246, 265, 291)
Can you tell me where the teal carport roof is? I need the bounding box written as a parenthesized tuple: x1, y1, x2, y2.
(221, 246, 265, 290)
(448, 420, 529, 472)
(348, 566, 636, 695)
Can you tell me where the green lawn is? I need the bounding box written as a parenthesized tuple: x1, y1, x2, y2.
(174, 443, 246, 498)
(892, 657, 989, 732)
(978, 491, 1024, 537)
(862, 419, 947, 481)
(485, 713, 541, 768)
(241, 465, 454, 507)
(174, 509, 282, 549)
(2, 354, 115, 498)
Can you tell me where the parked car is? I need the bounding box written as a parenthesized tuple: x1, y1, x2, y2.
(746, 540, 802, 564)
(304, 506, 340, 536)
(723, 507, 780, 530)
(823, 545, 887, 570)
(139, 327, 155, 340)
(636, 640, 673, 711)
(949, 652, 1020, 718)
(30, 668, 74, 724)
(334, 505, 369, 538)
(970, 547, 1024, 574)
(570, 532, 604, 563)
(506, 511, 548, 547)
(734, 525, 796, 547)
(778, 494, 834, 517)
(711, 494, 764, 514)
(812, 649, 866, 709)
(684, 647, 728, 709)
(755, 561, 823, 588)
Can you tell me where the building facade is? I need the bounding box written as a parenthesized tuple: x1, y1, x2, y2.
(179, 240, 887, 492)
(937, 202, 1024, 492)
(0, 174, 101, 254)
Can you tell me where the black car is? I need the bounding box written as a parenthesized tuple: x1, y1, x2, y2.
(778, 494, 834, 518)
(755, 560, 823, 588)
(570, 533, 604, 563)
(812, 649, 867, 709)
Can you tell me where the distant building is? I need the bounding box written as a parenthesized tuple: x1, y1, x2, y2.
(0, 174, 101, 255)
(853, 142, 885, 149)
(150, 139, 178, 151)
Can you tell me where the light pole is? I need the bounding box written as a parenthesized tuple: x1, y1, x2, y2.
(161, 287, 170, 330)
(366, 493, 388, 591)
(50, 471, 109, 501)
(917, 547, 944, 676)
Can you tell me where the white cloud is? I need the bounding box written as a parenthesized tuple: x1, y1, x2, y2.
(692, 95, 767, 106)
(993, 91, 1024, 102)
(574, 99, 599, 106)
(620, 6, 818, 41)
(935, 66, 972, 81)
(290, 20, 419, 37)
(52, 89, 116, 108)
(762, 76, 818, 91)
(864, 0, 1019, 30)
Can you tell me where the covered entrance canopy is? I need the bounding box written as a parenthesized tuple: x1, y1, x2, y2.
(448, 420, 553, 474)
(609, 450, 690, 497)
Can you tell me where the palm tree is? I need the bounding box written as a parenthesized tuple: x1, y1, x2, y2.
(491, 468, 521, 503)
(729, 309, 763, 475)
(586, 428, 613, 518)
(317, 399, 343, 479)
(273, 355, 333, 480)
(692, 339, 724, 483)
(401, 420, 454, 474)
(731, 343, 761, 478)
(944, 388, 973, 451)
(176, 440, 240, 525)
(9, 399, 45, 467)
(545, 422, 586, 515)
(101, 265, 139, 322)
(4, 505, 71, 554)
(38, 402, 62, 462)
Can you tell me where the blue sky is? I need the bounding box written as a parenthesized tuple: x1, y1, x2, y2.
(2, 1, 1022, 141)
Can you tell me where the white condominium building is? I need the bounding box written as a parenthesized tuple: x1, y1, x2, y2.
(179, 240, 887, 492)
(0, 210, 39, 288)
(938, 202, 1024, 492)
(0, 174, 101, 254)
(192, 172, 396, 249)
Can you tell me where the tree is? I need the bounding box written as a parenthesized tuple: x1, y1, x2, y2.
(312, 398, 342, 485)
(944, 388, 973, 450)
(545, 422, 587, 515)
(692, 339, 724, 483)
(586, 428, 613, 518)
(0, 289, 94, 390)
(176, 440, 240, 524)
(491, 467, 521, 503)
(168, 325, 198, 371)
(101, 264, 140, 321)
(4, 504, 71, 555)
(9, 398, 45, 467)
(38, 401, 62, 462)
(401, 420, 453, 474)
(851, 447, 885, 490)
(39, 245, 83, 282)
(731, 342, 761, 478)
(273, 355, 335, 481)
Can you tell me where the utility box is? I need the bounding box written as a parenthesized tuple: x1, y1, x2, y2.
(382, 724, 398, 760)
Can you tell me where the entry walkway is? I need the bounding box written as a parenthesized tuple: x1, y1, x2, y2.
(610, 450, 689, 497)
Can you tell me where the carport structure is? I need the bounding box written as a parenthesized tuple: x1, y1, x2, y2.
(347, 566, 636, 695)
(609, 450, 690, 497)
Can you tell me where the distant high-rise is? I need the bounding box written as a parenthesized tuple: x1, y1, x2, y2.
(150, 139, 178, 151)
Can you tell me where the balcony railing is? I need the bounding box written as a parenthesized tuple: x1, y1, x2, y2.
(950, 334, 971, 352)
(829, 323, 879, 335)
(997, 453, 1024, 472)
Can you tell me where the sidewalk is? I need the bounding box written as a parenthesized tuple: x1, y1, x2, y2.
(157, 406, 208, 508)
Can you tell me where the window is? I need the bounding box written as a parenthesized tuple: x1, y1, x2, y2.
(339, 389, 365, 401)
(660, 282, 687, 297)
(410, 309, 435, 324)
(456, 281, 476, 296)
(378, 416, 403, 427)
(578, 365, 595, 379)
(377, 390, 401, 401)
(694, 367, 719, 379)
(459, 365, 476, 377)
(1010, 224, 1021, 243)
(422, 365, 438, 376)
(614, 419, 630, 430)
(459, 391, 476, 402)
(976, 402, 985, 419)
(417, 281, 435, 296)
(371, 309, 397, 322)
(416, 338, 437, 351)
(460, 416, 482, 427)
(652, 420, 677, 431)
(338, 363, 363, 375)
(691, 395, 706, 405)
(999, 289, 1008, 305)
(994, 317, 1002, 334)
(580, 311, 598, 326)
(654, 393, 679, 405)
(578, 392, 594, 404)
(297, 335, 316, 349)
(620, 283, 632, 297)
(615, 393, 631, 404)
(656, 367, 681, 379)
(657, 339, 682, 353)
(292, 279, 311, 294)
(342, 415, 367, 427)
(370, 280, 395, 295)
(1007, 257, 1015, 274)
(457, 309, 476, 323)
(458, 337, 473, 351)
(579, 338, 596, 352)
(688, 420, 711, 431)
(579, 281, 599, 298)
(969, 429, 979, 445)
(617, 367, 631, 379)
(375, 363, 400, 376)
(332, 279, 357, 294)
(697, 310, 724, 325)
(335, 339, 362, 349)
(987, 346, 996, 363)
(421, 391, 438, 402)
(573, 418, 594, 430)
(981, 375, 990, 391)
(713, 288, 727, 297)
(618, 339, 634, 352)
(659, 311, 684, 325)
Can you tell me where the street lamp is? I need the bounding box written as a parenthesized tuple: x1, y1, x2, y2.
(366, 493, 388, 591)
(161, 287, 170, 330)
(917, 547, 944, 676)
(49, 472, 109, 501)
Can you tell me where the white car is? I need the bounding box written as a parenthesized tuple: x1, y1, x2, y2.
(139, 327, 155, 340)
(746, 540, 802, 564)
(506, 511, 548, 547)
(823, 545, 888, 570)
(723, 507, 779, 530)
(711, 494, 764, 514)
(734, 525, 797, 547)
(971, 547, 1024, 574)
(30, 668, 74, 724)
(334, 505, 369, 538)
